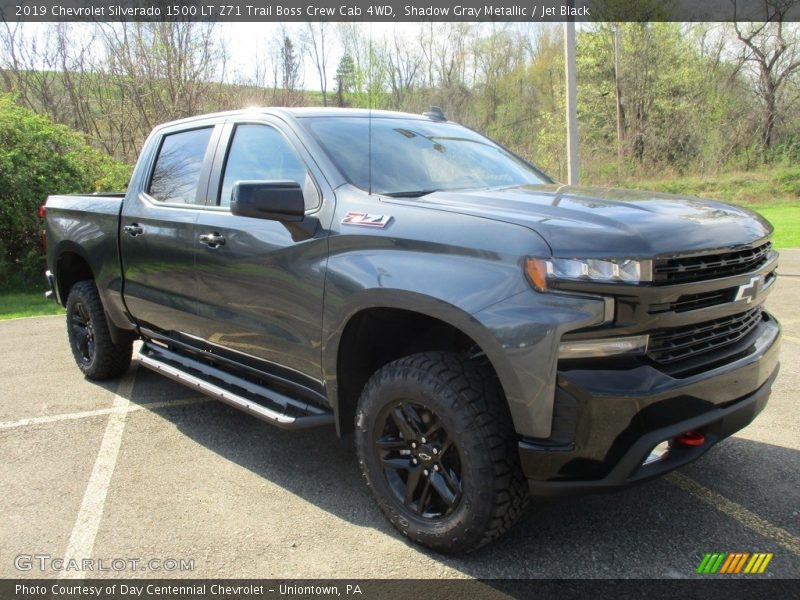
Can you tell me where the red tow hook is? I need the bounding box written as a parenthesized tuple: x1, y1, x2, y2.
(675, 431, 705, 447)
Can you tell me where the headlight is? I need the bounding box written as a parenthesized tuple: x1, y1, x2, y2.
(525, 257, 652, 291)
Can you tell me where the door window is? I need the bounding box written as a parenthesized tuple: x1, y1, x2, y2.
(148, 127, 213, 205)
(219, 124, 318, 209)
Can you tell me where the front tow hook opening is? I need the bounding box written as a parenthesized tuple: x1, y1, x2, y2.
(642, 430, 708, 467)
(675, 430, 706, 447)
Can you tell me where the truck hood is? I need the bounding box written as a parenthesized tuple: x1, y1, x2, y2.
(390, 184, 773, 257)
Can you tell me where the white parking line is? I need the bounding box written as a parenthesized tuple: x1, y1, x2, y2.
(667, 472, 800, 556)
(0, 397, 211, 430)
(61, 368, 137, 577)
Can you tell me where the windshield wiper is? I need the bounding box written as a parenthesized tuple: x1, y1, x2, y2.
(382, 189, 440, 198)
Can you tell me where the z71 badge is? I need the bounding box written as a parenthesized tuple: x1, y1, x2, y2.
(341, 212, 393, 228)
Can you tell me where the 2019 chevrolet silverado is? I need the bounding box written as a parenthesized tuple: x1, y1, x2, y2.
(44, 108, 781, 553)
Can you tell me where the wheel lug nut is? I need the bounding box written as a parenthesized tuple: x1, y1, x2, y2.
(412, 458, 418, 464)
(432, 448, 438, 455)
(421, 437, 427, 443)
(411, 442, 416, 448)
(433, 465, 439, 471)
(423, 469, 429, 476)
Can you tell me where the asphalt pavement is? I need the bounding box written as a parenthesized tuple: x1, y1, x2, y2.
(1, 252, 799, 580)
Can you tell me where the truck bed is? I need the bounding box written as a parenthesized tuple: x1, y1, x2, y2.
(44, 193, 126, 311)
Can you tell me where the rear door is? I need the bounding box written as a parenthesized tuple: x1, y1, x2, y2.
(191, 117, 333, 391)
(121, 122, 222, 334)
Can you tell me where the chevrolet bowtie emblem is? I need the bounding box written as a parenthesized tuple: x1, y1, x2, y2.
(734, 275, 764, 304)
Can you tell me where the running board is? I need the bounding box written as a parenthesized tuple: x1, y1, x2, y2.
(137, 342, 333, 430)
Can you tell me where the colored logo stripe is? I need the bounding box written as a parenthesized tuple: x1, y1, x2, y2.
(744, 553, 774, 574)
(719, 553, 737, 573)
(720, 553, 750, 573)
(697, 553, 726, 573)
(698, 552, 773, 574)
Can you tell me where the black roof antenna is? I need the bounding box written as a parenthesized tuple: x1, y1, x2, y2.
(368, 23, 373, 195)
(423, 106, 447, 122)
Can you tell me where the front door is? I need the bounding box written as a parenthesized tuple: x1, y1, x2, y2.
(192, 120, 330, 390)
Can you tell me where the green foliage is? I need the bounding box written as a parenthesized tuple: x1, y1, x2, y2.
(771, 134, 800, 165)
(96, 161, 133, 192)
(621, 166, 800, 207)
(0, 94, 130, 285)
(575, 23, 758, 179)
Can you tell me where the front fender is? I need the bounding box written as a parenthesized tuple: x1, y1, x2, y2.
(321, 221, 605, 437)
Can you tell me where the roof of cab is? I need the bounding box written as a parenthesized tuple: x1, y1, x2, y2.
(151, 107, 442, 133)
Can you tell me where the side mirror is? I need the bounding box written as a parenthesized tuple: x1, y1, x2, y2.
(231, 180, 305, 222)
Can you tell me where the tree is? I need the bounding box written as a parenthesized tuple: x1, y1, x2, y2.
(273, 32, 303, 105)
(0, 95, 129, 284)
(384, 31, 421, 109)
(732, 1, 800, 150)
(0, 22, 74, 126)
(474, 26, 522, 128)
(99, 23, 227, 131)
(335, 53, 356, 107)
(304, 23, 330, 106)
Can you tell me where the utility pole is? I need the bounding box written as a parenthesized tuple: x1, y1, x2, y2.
(564, 20, 579, 185)
(613, 26, 625, 163)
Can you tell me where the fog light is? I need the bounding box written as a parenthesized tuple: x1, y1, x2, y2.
(643, 441, 671, 466)
(558, 334, 649, 359)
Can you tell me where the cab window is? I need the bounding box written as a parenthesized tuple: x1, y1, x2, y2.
(148, 127, 213, 204)
(219, 124, 318, 210)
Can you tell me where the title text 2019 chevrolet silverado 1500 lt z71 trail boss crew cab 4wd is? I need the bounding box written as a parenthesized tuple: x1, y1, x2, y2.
(44, 108, 781, 553)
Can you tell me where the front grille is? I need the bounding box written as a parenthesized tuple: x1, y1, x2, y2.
(653, 242, 772, 285)
(647, 307, 763, 365)
(649, 288, 737, 314)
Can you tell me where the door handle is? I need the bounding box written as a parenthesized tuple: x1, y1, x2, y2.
(199, 232, 226, 248)
(124, 224, 144, 237)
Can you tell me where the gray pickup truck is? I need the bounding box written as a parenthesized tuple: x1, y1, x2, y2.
(44, 108, 781, 553)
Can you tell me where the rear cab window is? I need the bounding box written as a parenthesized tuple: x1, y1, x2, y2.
(148, 127, 214, 205)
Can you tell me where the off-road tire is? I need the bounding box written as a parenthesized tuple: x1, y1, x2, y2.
(355, 351, 528, 553)
(66, 280, 132, 380)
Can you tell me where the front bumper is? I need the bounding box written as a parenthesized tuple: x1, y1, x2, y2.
(521, 313, 781, 496)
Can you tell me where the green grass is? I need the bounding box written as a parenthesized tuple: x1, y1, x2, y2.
(751, 205, 800, 249)
(0, 288, 64, 320)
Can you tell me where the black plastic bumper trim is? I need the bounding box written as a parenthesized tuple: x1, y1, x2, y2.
(523, 365, 778, 496)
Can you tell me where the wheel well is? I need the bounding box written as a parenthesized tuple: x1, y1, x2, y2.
(56, 252, 93, 305)
(336, 307, 500, 436)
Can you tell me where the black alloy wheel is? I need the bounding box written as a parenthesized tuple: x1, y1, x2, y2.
(355, 351, 529, 554)
(375, 401, 462, 519)
(70, 298, 96, 365)
(66, 280, 133, 380)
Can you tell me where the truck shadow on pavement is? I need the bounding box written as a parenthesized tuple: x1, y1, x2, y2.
(125, 366, 800, 579)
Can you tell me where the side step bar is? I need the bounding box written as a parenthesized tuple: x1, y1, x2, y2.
(137, 342, 334, 430)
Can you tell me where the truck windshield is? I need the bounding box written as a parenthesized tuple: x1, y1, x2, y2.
(300, 117, 550, 196)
